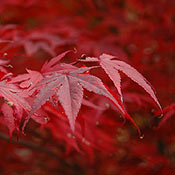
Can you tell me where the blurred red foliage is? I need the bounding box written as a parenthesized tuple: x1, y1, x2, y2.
(0, 0, 175, 175)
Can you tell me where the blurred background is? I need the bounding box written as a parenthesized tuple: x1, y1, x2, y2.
(0, 0, 174, 175)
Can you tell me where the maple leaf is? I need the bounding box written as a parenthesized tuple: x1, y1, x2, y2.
(24, 41, 56, 56)
(27, 66, 128, 132)
(0, 103, 15, 137)
(0, 26, 65, 57)
(41, 50, 73, 73)
(80, 53, 161, 109)
(10, 69, 43, 97)
(44, 103, 117, 159)
(0, 80, 31, 112)
(155, 103, 175, 128)
(0, 78, 49, 136)
(0, 80, 31, 136)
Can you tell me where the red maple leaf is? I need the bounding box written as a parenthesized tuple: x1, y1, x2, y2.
(0, 80, 31, 112)
(155, 103, 175, 128)
(80, 53, 161, 110)
(27, 65, 128, 132)
(0, 25, 65, 57)
(10, 69, 43, 97)
(0, 103, 15, 137)
(0, 79, 30, 136)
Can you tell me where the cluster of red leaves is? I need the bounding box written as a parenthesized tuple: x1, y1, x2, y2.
(0, 0, 175, 175)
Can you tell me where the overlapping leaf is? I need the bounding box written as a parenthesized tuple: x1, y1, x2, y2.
(10, 69, 43, 96)
(0, 80, 31, 111)
(41, 50, 73, 73)
(80, 53, 161, 109)
(28, 66, 128, 132)
(0, 103, 15, 137)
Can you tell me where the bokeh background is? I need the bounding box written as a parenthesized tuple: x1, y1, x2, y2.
(0, 0, 175, 175)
